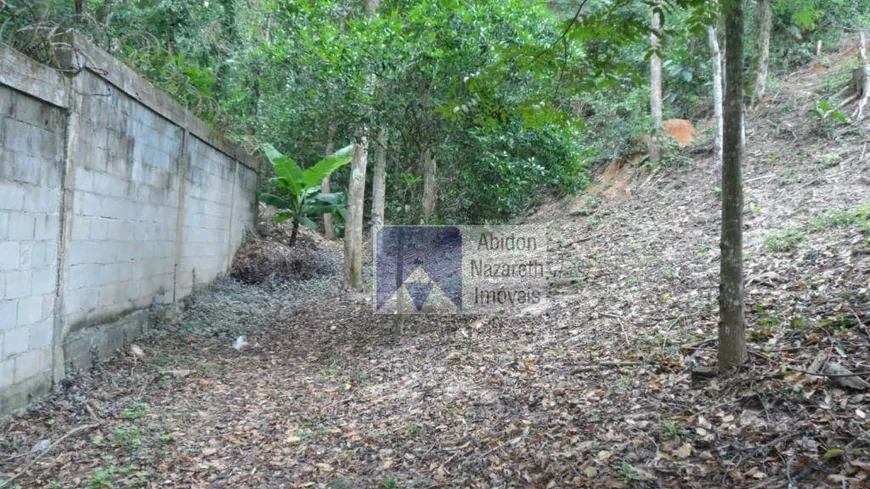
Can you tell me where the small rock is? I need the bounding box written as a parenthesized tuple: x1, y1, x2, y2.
(31, 439, 51, 453)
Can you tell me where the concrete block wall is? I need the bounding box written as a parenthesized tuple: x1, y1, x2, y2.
(0, 83, 66, 414)
(176, 137, 237, 299)
(65, 70, 183, 337)
(0, 34, 259, 418)
(231, 165, 259, 261)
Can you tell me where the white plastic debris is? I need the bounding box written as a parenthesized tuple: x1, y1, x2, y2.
(131, 344, 145, 358)
(232, 336, 249, 351)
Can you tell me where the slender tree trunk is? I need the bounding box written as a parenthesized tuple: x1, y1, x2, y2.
(343, 0, 381, 292)
(371, 127, 388, 233)
(344, 136, 368, 291)
(854, 32, 869, 120)
(709, 25, 725, 176)
(421, 148, 437, 223)
(289, 220, 299, 247)
(396, 226, 406, 315)
(322, 124, 336, 240)
(370, 127, 387, 268)
(749, 0, 772, 107)
(649, 0, 663, 166)
(719, 0, 747, 372)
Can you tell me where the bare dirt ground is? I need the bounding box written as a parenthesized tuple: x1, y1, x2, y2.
(2, 43, 869, 489)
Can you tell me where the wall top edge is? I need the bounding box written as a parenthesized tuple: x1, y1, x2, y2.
(0, 43, 70, 108)
(51, 31, 260, 172)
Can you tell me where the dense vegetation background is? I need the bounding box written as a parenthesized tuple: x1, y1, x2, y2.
(1, 0, 867, 225)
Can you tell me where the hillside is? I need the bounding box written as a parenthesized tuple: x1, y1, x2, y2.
(1, 40, 869, 489)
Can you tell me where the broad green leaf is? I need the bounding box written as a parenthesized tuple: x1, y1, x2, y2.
(260, 193, 290, 209)
(264, 144, 303, 194)
(314, 192, 343, 204)
(300, 216, 319, 230)
(302, 144, 355, 188)
(275, 157, 304, 185)
(276, 176, 301, 199)
(306, 202, 337, 213)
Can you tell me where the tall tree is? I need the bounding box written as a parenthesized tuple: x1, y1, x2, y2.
(708, 24, 724, 175)
(371, 127, 388, 234)
(420, 148, 437, 222)
(417, 85, 438, 223)
(718, 0, 747, 371)
(344, 141, 368, 291)
(749, 0, 772, 107)
(344, 0, 381, 292)
(649, 0, 663, 166)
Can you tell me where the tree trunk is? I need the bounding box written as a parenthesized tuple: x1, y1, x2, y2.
(343, 0, 381, 293)
(344, 137, 368, 291)
(649, 0, 663, 166)
(289, 219, 299, 247)
(749, 0, 772, 107)
(322, 125, 336, 240)
(708, 25, 725, 176)
(396, 226, 406, 315)
(854, 32, 869, 120)
(719, 0, 747, 372)
(421, 148, 437, 223)
(371, 127, 388, 234)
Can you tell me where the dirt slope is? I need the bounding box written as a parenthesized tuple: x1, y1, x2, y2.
(1, 42, 869, 489)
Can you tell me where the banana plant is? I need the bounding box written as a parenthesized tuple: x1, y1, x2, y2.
(260, 143, 354, 246)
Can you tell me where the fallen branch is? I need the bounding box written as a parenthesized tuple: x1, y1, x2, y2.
(0, 423, 101, 488)
(837, 93, 860, 111)
(681, 336, 717, 350)
(786, 366, 870, 378)
(571, 361, 644, 374)
(556, 234, 599, 246)
(745, 174, 776, 184)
